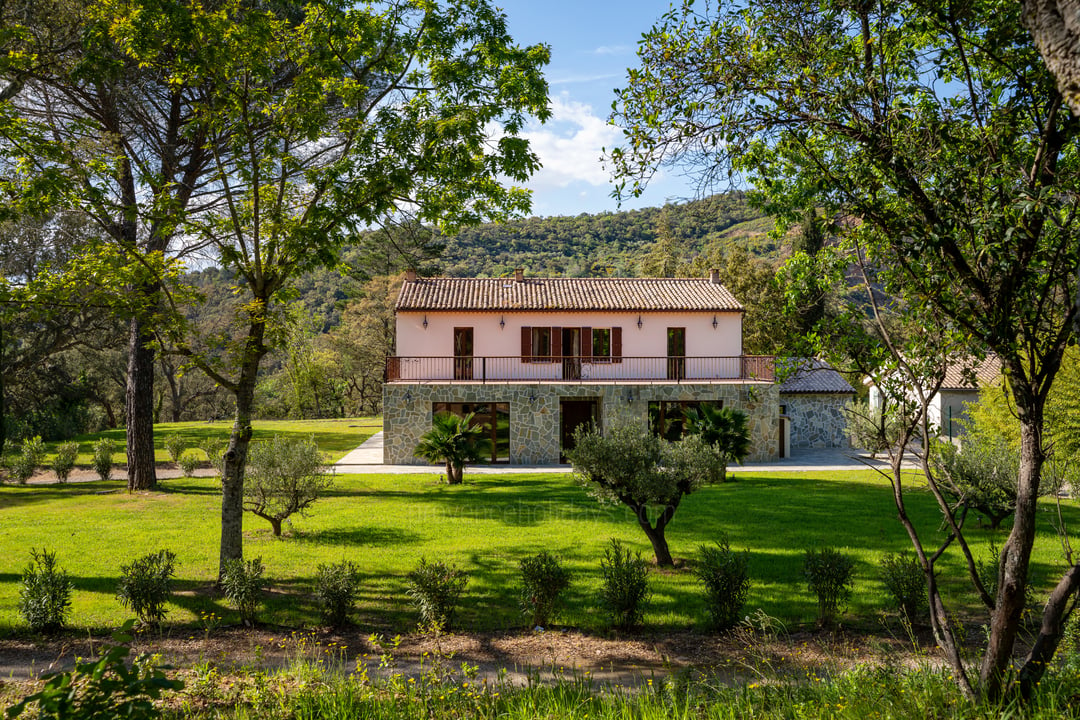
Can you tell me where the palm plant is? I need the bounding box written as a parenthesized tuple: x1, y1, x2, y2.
(683, 405, 751, 481)
(414, 412, 492, 484)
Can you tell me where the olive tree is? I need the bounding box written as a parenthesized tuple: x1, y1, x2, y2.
(611, 0, 1080, 699)
(566, 423, 720, 567)
(244, 436, 331, 537)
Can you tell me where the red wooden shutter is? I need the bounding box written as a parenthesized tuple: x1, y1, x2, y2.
(581, 327, 592, 361)
(612, 326, 622, 363)
(521, 326, 532, 362)
(551, 327, 562, 359)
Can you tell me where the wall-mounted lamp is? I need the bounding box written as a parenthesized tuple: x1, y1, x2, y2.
(500, 315, 506, 329)
(636, 315, 643, 329)
(624, 389, 634, 405)
(422, 315, 428, 329)
(404, 390, 413, 402)
(712, 315, 718, 329)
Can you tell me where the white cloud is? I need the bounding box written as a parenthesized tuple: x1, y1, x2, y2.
(522, 96, 622, 189)
(591, 45, 632, 56)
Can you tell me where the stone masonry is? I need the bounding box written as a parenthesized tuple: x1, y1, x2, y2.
(383, 382, 780, 465)
(782, 393, 851, 449)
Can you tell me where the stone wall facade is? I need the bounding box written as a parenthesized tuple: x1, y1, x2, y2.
(781, 393, 852, 449)
(383, 381, 780, 465)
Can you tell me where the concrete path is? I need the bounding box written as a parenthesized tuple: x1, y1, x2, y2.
(333, 432, 912, 474)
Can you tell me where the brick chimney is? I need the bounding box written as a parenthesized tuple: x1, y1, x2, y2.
(405, 268, 417, 282)
(514, 267, 524, 282)
(709, 268, 721, 284)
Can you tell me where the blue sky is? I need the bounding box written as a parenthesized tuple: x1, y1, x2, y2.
(495, 1, 700, 218)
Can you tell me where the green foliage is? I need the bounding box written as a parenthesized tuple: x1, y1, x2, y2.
(931, 437, 1022, 530)
(879, 552, 926, 622)
(116, 550, 177, 627)
(164, 434, 187, 464)
(567, 423, 719, 565)
(221, 557, 265, 627)
(842, 401, 905, 457)
(51, 442, 79, 484)
(91, 438, 115, 482)
(10, 435, 45, 484)
(178, 452, 201, 477)
(599, 539, 650, 630)
(200, 439, 226, 475)
(406, 558, 468, 630)
(682, 405, 751, 479)
(18, 548, 72, 633)
(314, 560, 362, 628)
(518, 551, 571, 628)
(414, 412, 492, 484)
(804, 547, 855, 627)
(243, 435, 331, 536)
(4, 619, 183, 720)
(694, 539, 751, 630)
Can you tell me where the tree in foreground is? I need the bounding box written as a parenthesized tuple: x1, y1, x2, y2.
(414, 412, 492, 485)
(244, 436, 331, 537)
(567, 423, 720, 567)
(611, 0, 1080, 700)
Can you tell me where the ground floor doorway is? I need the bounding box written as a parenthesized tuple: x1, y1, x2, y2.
(560, 398, 600, 463)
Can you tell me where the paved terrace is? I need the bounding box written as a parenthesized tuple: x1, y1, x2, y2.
(334, 432, 913, 474)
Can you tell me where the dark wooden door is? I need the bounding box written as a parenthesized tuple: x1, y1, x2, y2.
(454, 327, 473, 380)
(560, 398, 599, 463)
(561, 327, 581, 380)
(667, 327, 686, 380)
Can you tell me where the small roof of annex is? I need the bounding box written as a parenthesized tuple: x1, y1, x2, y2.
(395, 269, 744, 313)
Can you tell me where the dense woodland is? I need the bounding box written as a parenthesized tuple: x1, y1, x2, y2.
(1, 193, 805, 443)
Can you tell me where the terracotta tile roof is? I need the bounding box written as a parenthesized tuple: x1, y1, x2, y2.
(396, 276, 744, 312)
(778, 358, 856, 394)
(942, 356, 1002, 390)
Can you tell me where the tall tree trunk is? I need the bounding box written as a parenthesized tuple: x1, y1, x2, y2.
(980, 413, 1045, 697)
(218, 318, 268, 579)
(1019, 563, 1080, 696)
(126, 314, 157, 490)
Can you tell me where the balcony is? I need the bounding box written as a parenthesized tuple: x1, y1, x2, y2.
(385, 355, 775, 384)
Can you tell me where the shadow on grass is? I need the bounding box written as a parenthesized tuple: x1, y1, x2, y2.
(0, 480, 129, 509)
(292, 526, 422, 548)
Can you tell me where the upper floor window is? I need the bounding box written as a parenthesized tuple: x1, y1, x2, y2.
(592, 328, 611, 359)
(532, 327, 552, 359)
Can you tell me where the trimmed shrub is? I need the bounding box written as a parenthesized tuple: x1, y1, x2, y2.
(11, 436, 46, 484)
(178, 452, 201, 477)
(600, 539, 650, 630)
(244, 435, 331, 536)
(519, 551, 571, 628)
(314, 560, 362, 627)
(201, 439, 226, 475)
(51, 442, 79, 483)
(18, 548, 73, 633)
(164, 434, 187, 464)
(694, 539, 751, 630)
(92, 438, 116, 482)
(221, 557, 265, 626)
(406, 558, 468, 629)
(879, 552, 926, 622)
(804, 547, 856, 627)
(116, 550, 177, 626)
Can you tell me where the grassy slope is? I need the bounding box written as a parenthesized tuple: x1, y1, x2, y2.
(21, 418, 381, 466)
(1, 467, 1075, 636)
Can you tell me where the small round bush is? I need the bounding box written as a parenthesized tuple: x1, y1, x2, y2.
(117, 549, 177, 626)
(519, 551, 571, 628)
(879, 552, 926, 622)
(694, 539, 751, 630)
(201, 439, 226, 475)
(804, 546, 856, 627)
(92, 438, 116, 482)
(221, 557, 265, 626)
(315, 560, 362, 627)
(164, 433, 187, 464)
(178, 452, 201, 477)
(51, 442, 79, 483)
(406, 557, 468, 630)
(18, 548, 73, 633)
(12, 436, 46, 484)
(600, 539, 650, 630)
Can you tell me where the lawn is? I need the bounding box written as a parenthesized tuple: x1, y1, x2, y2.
(1, 467, 1076, 636)
(10, 417, 382, 466)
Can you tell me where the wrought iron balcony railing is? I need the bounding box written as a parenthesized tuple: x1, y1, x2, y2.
(385, 355, 774, 383)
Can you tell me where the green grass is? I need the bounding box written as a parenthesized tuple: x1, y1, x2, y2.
(1, 467, 1077, 636)
(12, 418, 381, 466)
